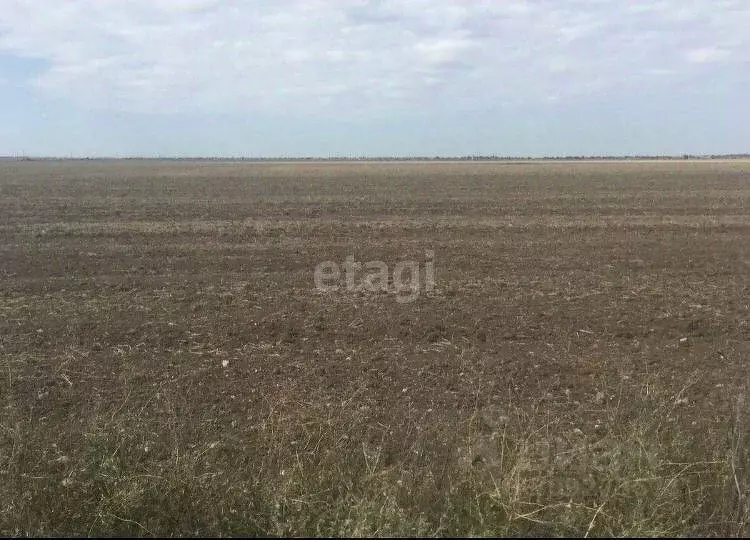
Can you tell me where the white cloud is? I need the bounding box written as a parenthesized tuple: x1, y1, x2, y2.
(686, 47, 729, 64)
(0, 0, 747, 115)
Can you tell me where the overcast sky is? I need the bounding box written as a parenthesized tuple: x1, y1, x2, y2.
(1, 0, 748, 157)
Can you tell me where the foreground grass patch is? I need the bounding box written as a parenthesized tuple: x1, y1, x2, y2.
(2, 378, 747, 536)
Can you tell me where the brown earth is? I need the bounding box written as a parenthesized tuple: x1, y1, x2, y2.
(1, 160, 748, 535)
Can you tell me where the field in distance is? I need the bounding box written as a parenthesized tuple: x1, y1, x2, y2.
(1, 160, 749, 535)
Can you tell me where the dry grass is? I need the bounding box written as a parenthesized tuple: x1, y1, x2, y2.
(2, 375, 747, 536)
(1, 160, 749, 535)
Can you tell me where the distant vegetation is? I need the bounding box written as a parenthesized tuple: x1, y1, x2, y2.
(2, 153, 749, 162)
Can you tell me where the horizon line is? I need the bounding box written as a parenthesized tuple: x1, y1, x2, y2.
(2, 153, 750, 162)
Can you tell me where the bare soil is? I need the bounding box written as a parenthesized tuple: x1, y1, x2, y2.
(1, 160, 748, 535)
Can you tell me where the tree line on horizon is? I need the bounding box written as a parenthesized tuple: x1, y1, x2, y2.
(3, 153, 749, 162)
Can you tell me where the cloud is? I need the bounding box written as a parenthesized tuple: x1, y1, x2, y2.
(0, 0, 747, 115)
(685, 47, 729, 64)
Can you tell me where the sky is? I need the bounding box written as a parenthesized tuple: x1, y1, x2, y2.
(0, 0, 748, 157)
